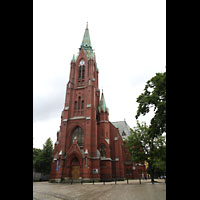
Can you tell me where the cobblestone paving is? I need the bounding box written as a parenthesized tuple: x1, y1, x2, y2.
(33, 179, 166, 200)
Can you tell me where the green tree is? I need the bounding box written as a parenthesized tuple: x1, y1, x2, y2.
(129, 72, 166, 183)
(33, 148, 42, 168)
(136, 72, 166, 137)
(126, 121, 166, 183)
(152, 144, 166, 177)
(34, 138, 53, 174)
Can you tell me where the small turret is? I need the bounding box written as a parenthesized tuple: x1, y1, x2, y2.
(71, 54, 76, 63)
(98, 91, 109, 121)
(98, 91, 109, 113)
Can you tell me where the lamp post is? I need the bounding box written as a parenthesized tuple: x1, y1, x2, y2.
(84, 149, 88, 167)
(132, 166, 136, 179)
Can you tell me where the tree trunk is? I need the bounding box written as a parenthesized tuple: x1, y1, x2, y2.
(151, 171, 154, 184)
(149, 163, 155, 184)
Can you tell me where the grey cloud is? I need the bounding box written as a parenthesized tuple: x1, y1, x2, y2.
(33, 78, 67, 122)
(34, 93, 65, 122)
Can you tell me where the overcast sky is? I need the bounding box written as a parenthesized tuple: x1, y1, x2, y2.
(33, 0, 166, 149)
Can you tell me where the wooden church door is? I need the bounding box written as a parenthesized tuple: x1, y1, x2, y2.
(72, 166, 80, 179)
(71, 158, 80, 179)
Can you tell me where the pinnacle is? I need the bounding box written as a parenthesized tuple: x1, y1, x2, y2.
(98, 91, 109, 113)
(71, 54, 76, 63)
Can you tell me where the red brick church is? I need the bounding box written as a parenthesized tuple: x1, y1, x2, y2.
(50, 24, 146, 182)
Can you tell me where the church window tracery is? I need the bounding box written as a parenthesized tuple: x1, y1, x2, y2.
(71, 126, 84, 148)
(78, 59, 85, 86)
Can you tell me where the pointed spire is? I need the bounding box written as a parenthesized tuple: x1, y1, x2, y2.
(81, 22, 92, 48)
(71, 54, 76, 63)
(98, 91, 109, 113)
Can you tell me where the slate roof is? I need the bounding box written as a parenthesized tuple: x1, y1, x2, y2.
(111, 121, 130, 139)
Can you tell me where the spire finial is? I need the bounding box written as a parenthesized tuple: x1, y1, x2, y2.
(86, 22, 88, 29)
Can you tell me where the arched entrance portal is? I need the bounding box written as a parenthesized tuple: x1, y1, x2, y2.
(71, 157, 80, 180)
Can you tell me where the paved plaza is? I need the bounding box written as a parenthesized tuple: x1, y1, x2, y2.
(33, 179, 166, 200)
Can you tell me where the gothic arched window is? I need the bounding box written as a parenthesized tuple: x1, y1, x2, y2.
(81, 100, 84, 109)
(74, 101, 77, 110)
(78, 59, 85, 86)
(100, 143, 106, 157)
(78, 96, 81, 110)
(122, 131, 126, 136)
(71, 157, 80, 166)
(78, 66, 82, 80)
(82, 66, 85, 79)
(71, 126, 84, 148)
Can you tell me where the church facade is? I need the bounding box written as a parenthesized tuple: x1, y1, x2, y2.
(50, 24, 146, 182)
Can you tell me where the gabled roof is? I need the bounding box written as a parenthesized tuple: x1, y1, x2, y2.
(66, 138, 84, 158)
(111, 120, 130, 139)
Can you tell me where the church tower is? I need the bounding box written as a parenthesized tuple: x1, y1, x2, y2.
(50, 23, 101, 182)
(50, 23, 146, 183)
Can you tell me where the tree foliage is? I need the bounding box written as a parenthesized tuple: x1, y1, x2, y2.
(33, 148, 42, 167)
(33, 138, 53, 174)
(126, 71, 166, 183)
(136, 72, 166, 137)
(126, 121, 166, 183)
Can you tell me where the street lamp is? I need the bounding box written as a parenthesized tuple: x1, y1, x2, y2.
(84, 149, 88, 166)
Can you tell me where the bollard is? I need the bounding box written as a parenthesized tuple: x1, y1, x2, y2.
(104, 181, 105, 185)
(115, 179, 117, 184)
(93, 179, 94, 184)
(127, 178, 129, 184)
(139, 178, 141, 184)
(71, 179, 73, 185)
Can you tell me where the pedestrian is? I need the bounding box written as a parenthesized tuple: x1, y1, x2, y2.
(142, 173, 145, 180)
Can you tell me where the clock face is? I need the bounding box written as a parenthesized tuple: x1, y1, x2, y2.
(80, 60, 85, 66)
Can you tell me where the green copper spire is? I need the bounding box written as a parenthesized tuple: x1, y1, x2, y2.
(98, 91, 109, 113)
(81, 22, 92, 48)
(80, 23, 94, 60)
(71, 54, 76, 63)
